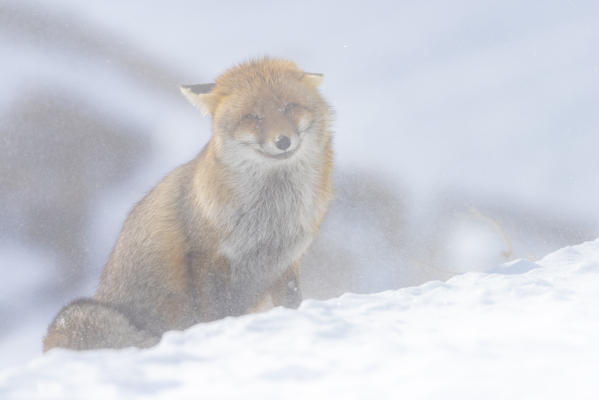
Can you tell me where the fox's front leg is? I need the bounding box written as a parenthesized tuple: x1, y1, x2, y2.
(250, 261, 302, 313)
(270, 261, 302, 309)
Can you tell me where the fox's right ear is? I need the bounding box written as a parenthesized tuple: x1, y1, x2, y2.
(180, 83, 218, 116)
(303, 72, 324, 88)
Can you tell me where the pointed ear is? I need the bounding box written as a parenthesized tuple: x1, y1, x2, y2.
(180, 83, 218, 115)
(303, 72, 324, 88)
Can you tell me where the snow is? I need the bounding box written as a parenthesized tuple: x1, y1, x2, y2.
(2, 238, 598, 399)
(1, 0, 598, 375)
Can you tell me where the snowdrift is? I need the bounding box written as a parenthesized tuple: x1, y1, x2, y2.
(2, 238, 599, 399)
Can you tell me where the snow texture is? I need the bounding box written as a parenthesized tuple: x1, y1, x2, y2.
(1, 0, 598, 369)
(1, 238, 598, 399)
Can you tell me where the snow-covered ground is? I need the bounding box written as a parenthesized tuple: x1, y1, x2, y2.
(2, 238, 598, 399)
(1, 0, 598, 374)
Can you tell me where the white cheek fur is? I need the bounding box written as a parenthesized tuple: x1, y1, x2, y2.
(297, 116, 313, 133)
(234, 129, 259, 145)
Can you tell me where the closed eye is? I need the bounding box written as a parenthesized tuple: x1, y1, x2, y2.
(243, 113, 262, 121)
(284, 103, 300, 113)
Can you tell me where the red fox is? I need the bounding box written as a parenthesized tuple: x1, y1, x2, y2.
(43, 58, 333, 351)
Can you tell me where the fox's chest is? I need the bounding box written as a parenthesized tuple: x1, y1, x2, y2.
(219, 168, 317, 283)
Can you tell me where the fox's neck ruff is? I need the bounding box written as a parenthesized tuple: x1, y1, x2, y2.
(213, 145, 323, 305)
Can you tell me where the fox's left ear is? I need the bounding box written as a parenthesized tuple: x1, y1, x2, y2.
(180, 83, 218, 115)
(303, 72, 324, 88)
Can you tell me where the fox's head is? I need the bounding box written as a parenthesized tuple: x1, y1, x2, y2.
(181, 58, 331, 166)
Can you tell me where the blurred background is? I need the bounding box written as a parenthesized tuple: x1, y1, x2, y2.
(1, 0, 598, 367)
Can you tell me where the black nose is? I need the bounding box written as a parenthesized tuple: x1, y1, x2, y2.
(275, 135, 291, 150)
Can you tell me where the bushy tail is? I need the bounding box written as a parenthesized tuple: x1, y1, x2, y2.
(43, 298, 159, 352)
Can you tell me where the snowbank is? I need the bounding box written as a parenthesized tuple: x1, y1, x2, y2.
(2, 0, 598, 369)
(1, 239, 598, 399)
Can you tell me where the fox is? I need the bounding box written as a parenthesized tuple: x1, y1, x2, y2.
(43, 58, 333, 351)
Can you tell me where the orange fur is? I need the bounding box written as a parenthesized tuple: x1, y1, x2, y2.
(43, 58, 333, 351)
